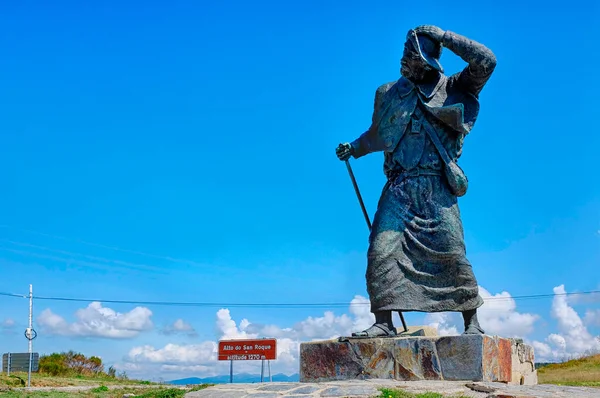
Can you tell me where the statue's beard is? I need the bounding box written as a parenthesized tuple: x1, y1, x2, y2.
(401, 65, 429, 83)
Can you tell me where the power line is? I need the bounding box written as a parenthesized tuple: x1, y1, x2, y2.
(0, 291, 27, 299)
(1, 289, 599, 308)
(33, 297, 342, 308)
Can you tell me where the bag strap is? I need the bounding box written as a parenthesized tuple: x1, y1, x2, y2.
(421, 117, 454, 166)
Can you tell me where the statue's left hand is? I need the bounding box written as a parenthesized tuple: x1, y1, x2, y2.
(414, 25, 445, 43)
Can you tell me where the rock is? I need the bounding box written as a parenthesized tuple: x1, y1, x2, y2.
(511, 338, 537, 385)
(396, 325, 438, 337)
(466, 383, 496, 393)
(299, 334, 537, 385)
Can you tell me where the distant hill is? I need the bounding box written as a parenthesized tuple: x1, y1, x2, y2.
(537, 354, 600, 386)
(168, 372, 299, 385)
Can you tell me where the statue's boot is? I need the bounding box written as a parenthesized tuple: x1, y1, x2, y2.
(462, 309, 485, 335)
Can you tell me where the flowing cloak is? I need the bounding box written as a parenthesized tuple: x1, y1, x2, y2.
(350, 30, 497, 313)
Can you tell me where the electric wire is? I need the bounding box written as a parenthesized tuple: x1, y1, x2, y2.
(0, 290, 599, 308)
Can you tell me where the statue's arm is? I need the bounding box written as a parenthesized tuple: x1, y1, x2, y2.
(349, 88, 386, 158)
(350, 126, 377, 159)
(442, 30, 497, 96)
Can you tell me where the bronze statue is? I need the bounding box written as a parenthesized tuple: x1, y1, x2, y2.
(336, 25, 496, 337)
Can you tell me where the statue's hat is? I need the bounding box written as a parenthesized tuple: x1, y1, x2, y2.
(407, 29, 443, 73)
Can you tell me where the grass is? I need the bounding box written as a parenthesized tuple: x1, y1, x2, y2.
(377, 389, 469, 398)
(0, 372, 157, 388)
(0, 384, 212, 397)
(538, 353, 600, 387)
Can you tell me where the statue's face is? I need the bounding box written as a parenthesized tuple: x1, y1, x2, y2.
(400, 39, 431, 83)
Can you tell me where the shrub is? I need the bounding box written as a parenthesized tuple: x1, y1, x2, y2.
(38, 351, 108, 378)
(38, 353, 69, 376)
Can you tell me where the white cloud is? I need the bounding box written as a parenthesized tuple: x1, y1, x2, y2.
(532, 285, 600, 362)
(37, 302, 153, 339)
(550, 285, 600, 353)
(566, 290, 600, 305)
(424, 286, 538, 337)
(2, 318, 15, 328)
(161, 319, 197, 337)
(214, 298, 373, 344)
(477, 287, 539, 337)
(127, 342, 217, 365)
(1, 318, 17, 335)
(584, 309, 600, 326)
(215, 309, 257, 340)
(349, 295, 376, 333)
(119, 296, 375, 379)
(424, 312, 459, 336)
(547, 333, 567, 351)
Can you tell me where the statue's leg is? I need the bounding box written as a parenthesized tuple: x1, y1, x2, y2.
(349, 183, 408, 339)
(351, 310, 396, 338)
(462, 309, 485, 335)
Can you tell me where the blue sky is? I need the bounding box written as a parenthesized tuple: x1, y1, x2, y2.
(1, 0, 599, 380)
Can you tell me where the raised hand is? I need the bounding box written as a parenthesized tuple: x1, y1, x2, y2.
(413, 25, 445, 43)
(336, 142, 354, 161)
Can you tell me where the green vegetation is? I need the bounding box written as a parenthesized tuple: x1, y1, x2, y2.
(90, 385, 109, 393)
(38, 351, 128, 380)
(538, 353, 600, 387)
(0, 349, 212, 395)
(0, 372, 149, 388)
(1, 351, 155, 388)
(378, 389, 469, 398)
(0, 384, 211, 398)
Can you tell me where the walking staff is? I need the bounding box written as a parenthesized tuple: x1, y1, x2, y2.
(340, 154, 408, 334)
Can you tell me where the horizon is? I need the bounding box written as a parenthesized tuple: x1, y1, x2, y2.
(1, 0, 599, 381)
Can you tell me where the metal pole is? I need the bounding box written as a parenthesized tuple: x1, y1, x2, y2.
(28, 284, 33, 387)
(7, 353, 11, 376)
(343, 160, 408, 333)
(268, 360, 271, 382)
(229, 359, 233, 383)
(260, 359, 264, 383)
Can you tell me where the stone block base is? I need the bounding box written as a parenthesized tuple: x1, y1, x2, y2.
(299, 335, 536, 385)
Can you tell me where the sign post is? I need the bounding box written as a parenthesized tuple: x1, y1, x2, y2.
(218, 338, 277, 383)
(261, 359, 264, 382)
(268, 359, 272, 382)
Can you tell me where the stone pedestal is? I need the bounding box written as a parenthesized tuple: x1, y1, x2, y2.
(299, 335, 537, 385)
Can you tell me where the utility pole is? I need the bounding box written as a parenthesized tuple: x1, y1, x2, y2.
(25, 284, 35, 388)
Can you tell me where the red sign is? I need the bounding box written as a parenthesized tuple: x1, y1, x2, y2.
(218, 338, 277, 361)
